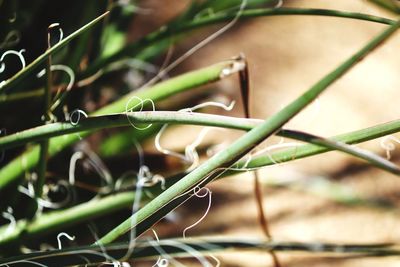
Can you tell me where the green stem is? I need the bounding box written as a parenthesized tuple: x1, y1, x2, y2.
(96, 19, 400, 245)
(0, 60, 239, 192)
(0, 192, 135, 248)
(84, 7, 395, 77)
(35, 30, 53, 205)
(0, 12, 109, 93)
(0, 8, 395, 104)
(1, 238, 399, 265)
(0, 112, 398, 174)
(237, 121, 400, 170)
(1, 113, 399, 247)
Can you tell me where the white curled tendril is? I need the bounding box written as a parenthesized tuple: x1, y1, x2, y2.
(18, 179, 73, 211)
(179, 100, 235, 113)
(48, 23, 64, 46)
(182, 187, 212, 239)
(36, 64, 75, 111)
(155, 100, 235, 172)
(70, 143, 114, 194)
(274, 0, 283, 9)
(69, 109, 88, 126)
(125, 96, 155, 130)
(0, 30, 20, 50)
(0, 49, 26, 74)
(57, 232, 75, 250)
(380, 135, 400, 160)
(131, 0, 247, 94)
(122, 143, 166, 261)
(158, 239, 213, 267)
(68, 151, 84, 185)
(242, 141, 302, 168)
(1, 207, 16, 236)
(151, 229, 170, 267)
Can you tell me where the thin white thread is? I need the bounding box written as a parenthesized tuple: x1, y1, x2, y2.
(18, 180, 72, 210)
(206, 142, 229, 157)
(155, 100, 235, 171)
(1, 207, 16, 236)
(0, 30, 20, 49)
(72, 143, 114, 194)
(156, 239, 213, 267)
(122, 141, 154, 261)
(122, 165, 146, 260)
(1, 249, 118, 267)
(57, 232, 75, 250)
(84, 147, 114, 193)
(209, 254, 220, 267)
(41, 65, 73, 85)
(36, 64, 75, 112)
(185, 128, 212, 172)
(274, 0, 283, 9)
(89, 224, 122, 267)
(120, 143, 167, 261)
(125, 96, 155, 130)
(380, 135, 400, 160)
(68, 151, 84, 185)
(76, 70, 103, 87)
(0, 49, 26, 73)
(182, 187, 212, 239)
(5, 260, 47, 267)
(39, 180, 72, 209)
(243, 142, 302, 168)
(151, 229, 170, 267)
(134, 0, 248, 92)
(47, 23, 64, 46)
(179, 100, 235, 113)
(145, 238, 194, 267)
(70, 109, 88, 125)
(8, 12, 16, 23)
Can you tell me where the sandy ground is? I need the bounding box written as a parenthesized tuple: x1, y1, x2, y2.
(134, 0, 400, 266)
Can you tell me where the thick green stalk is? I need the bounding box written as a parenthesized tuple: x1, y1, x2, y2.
(0, 60, 239, 192)
(84, 8, 395, 77)
(96, 20, 400, 245)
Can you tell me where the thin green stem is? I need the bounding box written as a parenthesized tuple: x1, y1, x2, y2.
(1, 237, 399, 265)
(96, 20, 400, 245)
(84, 8, 395, 77)
(0, 111, 398, 174)
(0, 12, 109, 93)
(0, 60, 240, 192)
(0, 192, 135, 248)
(0, 8, 395, 104)
(236, 121, 400, 170)
(35, 27, 54, 206)
(1, 112, 399, 247)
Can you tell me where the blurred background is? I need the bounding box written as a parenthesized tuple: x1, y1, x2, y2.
(1, 0, 400, 266)
(142, 1, 400, 266)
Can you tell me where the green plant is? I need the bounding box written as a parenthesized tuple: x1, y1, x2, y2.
(1, 0, 400, 266)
